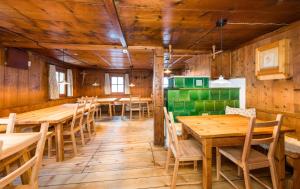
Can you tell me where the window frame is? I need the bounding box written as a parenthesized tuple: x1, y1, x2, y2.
(110, 74, 125, 94)
(55, 67, 67, 98)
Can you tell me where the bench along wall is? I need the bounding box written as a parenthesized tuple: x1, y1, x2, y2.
(0, 47, 81, 117)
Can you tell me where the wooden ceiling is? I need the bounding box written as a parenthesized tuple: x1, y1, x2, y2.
(0, 0, 300, 69)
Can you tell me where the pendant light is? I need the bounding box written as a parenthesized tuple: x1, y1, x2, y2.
(211, 18, 231, 85)
(58, 49, 70, 85)
(164, 68, 172, 74)
(129, 65, 135, 87)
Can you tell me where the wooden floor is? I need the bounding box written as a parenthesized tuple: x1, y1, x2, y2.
(38, 117, 286, 189)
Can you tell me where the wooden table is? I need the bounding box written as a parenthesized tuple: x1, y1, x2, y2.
(14, 103, 87, 162)
(177, 114, 294, 189)
(96, 98, 117, 118)
(119, 97, 152, 118)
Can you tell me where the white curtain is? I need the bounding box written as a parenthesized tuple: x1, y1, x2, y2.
(67, 69, 73, 97)
(49, 65, 59, 99)
(124, 74, 130, 94)
(104, 73, 111, 95)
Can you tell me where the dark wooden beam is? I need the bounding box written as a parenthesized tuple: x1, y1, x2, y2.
(103, 0, 132, 65)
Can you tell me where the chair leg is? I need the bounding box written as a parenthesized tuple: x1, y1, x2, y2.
(71, 133, 78, 155)
(171, 159, 180, 189)
(238, 166, 242, 177)
(243, 165, 252, 189)
(87, 122, 92, 139)
(48, 136, 52, 158)
(193, 160, 198, 171)
(130, 109, 132, 120)
(80, 127, 85, 145)
(216, 147, 221, 181)
(269, 158, 279, 189)
(165, 147, 171, 172)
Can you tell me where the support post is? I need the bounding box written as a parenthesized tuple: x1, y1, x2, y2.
(153, 47, 164, 146)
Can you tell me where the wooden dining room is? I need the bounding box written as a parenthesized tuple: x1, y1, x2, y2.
(1, 0, 300, 189)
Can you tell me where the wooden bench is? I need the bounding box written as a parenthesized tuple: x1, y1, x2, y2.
(285, 134, 300, 189)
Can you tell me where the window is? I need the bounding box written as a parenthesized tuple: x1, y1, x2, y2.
(163, 77, 169, 88)
(111, 76, 124, 93)
(56, 71, 67, 96)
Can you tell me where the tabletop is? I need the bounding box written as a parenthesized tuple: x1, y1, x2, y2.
(118, 97, 152, 102)
(0, 133, 41, 159)
(96, 98, 117, 103)
(177, 114, 294, 139)
(14, 103, 87, 125)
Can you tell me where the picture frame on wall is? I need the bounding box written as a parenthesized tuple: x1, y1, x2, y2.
(255, 39, 290, 80)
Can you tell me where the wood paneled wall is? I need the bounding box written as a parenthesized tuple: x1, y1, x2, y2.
(185, 55, 211, 76)
(0, 47, 80, 117)
(79, 69, 153, 98)
(228, 22, 300, 138)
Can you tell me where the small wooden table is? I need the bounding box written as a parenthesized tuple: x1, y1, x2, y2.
(96, 98, 117, 118)
(177, 114, 294, 189)
(119, 97, 152, 118)
(13, 103, 87, 162)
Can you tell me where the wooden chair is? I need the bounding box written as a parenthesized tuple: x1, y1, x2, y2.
(216, 115, 283, 189)
(63, 102, 86, 156)
(165, 110, 203, 188)
(127, 96, 142, 120)
(83, 98, 97, 139)
(0, 122, 49, 189)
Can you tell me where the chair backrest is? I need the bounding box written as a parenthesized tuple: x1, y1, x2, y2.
(242, 114, 283, 163)
(71, 102, 86, 130)
(0, 113, 16, 134)
(0, 122, 49, 188)
(130, 95, 141, 108)
(87, 98, 97, 121)
(168, 112, 180, 157)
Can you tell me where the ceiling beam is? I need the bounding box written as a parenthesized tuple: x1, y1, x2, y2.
(103, 0, 132, 66)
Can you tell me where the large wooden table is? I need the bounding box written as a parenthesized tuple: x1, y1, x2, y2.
(14, 104, 85, 162)
(96, 98, 117, 118)
(119, 97, 152, 118)
(177, 114, 294, 189)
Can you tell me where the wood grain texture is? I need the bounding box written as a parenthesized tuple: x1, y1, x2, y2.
(0, 47, 81, 117)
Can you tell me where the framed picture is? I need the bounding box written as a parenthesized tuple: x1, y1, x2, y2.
(255, 39, 290, 80)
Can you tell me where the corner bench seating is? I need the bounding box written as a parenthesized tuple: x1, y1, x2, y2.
(226, 106, 300, 189)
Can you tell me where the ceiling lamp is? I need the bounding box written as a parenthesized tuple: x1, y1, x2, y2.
(58, 49, 70, 85)
(122, 48, 128, 54)
(211, 75, 230, 85)
(164, 68, 172, 74)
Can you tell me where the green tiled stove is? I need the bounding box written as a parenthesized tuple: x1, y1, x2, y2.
(165, 76, 240, 121)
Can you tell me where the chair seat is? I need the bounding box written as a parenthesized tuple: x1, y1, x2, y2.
(177, 140, 202, 161)
(219, 146, 269, 170)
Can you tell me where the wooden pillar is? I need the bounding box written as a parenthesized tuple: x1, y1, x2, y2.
(153, 47, 164, 146)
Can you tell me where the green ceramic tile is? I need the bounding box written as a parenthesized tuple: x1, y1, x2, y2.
(179, 90, 189, 101)
(175, 78, 184, 88)
(225, 100, 235, 107)
(195, 101, 205, 112)
(168, 101, 174, 112)
(185, 101, 195, 111)
(230, 89, 239, 100)
(215, 100, 225, 111)
(190, 111, 199, 116)
(234, 100, 240, 108)
(194, 78, 203, 88)
(203, 78, 210, 88)
(210, 89, 220, 100)
(189, 90, 199, 101)
(199, 90, 209, 100)
(174, 101, 185, 111)
(204, 100, 215, 111)
(168, 90, 179, 101)
(185, 78, 194, 88)
(220, 89, 230, 100)
(168, 78, 174, 88)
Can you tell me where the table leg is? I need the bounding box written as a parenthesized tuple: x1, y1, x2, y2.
(121, 103, 125, 119)
(202, 138, 212, 189)
(275, 134, 285, 189)
(147, 102, 150, 118)
(55, 123, 64, 162)
(19, 151, 31, 184)
(109, 103, 112, 118)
